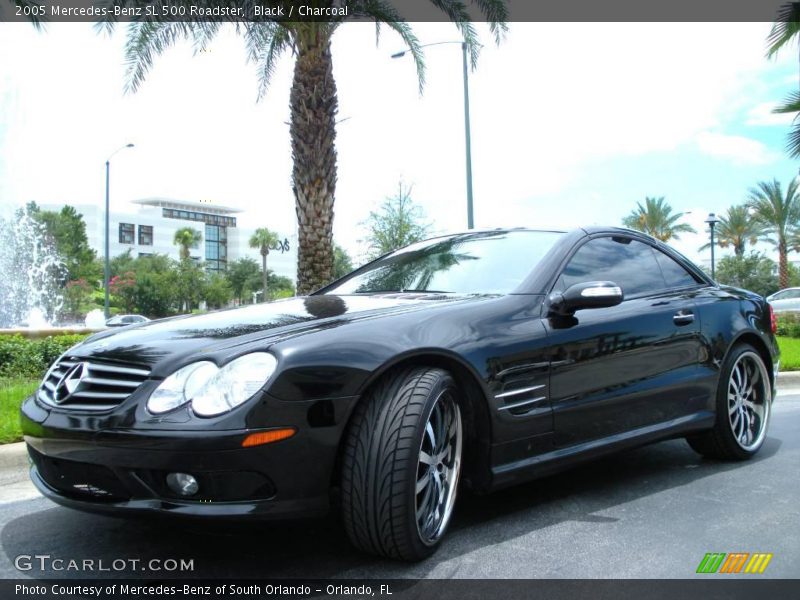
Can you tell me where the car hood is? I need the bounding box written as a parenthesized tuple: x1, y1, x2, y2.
(69, 294, 484, 372)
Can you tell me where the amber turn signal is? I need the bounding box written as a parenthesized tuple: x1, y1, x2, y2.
(241, 428, 297, 447)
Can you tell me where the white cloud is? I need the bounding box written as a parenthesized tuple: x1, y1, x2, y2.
(746, 101, 796, 126)
(695, 131, 776, 165)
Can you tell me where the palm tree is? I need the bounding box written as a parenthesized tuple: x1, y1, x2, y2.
(249, 228, 280, 301)
(106, 2, 508, 295)
(173, 227, 202, 261)
(767, 3, 800, 157)
(747, 178, 800, 289)
(699, 205, 764, 257)
(772, 92, 800, 158)
(622, 197, 696, 241)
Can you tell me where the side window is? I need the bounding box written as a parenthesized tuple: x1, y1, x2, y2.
(559, 237, 666, 297)
(653, 248, 701, 289)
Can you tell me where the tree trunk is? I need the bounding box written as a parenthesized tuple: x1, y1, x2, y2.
(262, 252, 268, 301)
(779, 239, 789, 289)
(290, 36, 337, 295)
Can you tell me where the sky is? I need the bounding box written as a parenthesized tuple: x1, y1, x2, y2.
(1, 21, 799, 266)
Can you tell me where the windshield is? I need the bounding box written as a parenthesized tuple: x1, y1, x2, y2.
(325, 230, 564, 295)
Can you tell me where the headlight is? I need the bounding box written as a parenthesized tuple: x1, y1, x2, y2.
(147, 361, 218, 414)
(191, 353, 277, 417)
(146, 352, 277, 417)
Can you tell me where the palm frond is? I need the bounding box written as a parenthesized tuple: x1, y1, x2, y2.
(252, 24, 293, 100)
(122, 21, 198, 94)
(771, 91, 800, 158)
(425, 1, 480, 66)
(242, 20, 275, 63)
(773, 90, 800, 114)
(354, 0, 427, 92)
(190, 21, 222, 55)
(747, 178, 800, 246)
(671, 222, 697, 234)
(784, 120, 800, 159)
(472, 0, 510, 45)
(701, 204, 765, 256)
(622, 196, 694, 241)
(767, 1, 800, 58)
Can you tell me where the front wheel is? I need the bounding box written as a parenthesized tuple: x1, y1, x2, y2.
(340, 367, 463, 561)
(687, 344, 772, 460)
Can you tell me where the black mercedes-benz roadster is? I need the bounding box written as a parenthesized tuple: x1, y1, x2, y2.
(21, 227, 778, 560)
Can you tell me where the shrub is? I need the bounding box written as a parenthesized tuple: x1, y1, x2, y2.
(0, 333, 90, 379)
(775, 312, 800, 338)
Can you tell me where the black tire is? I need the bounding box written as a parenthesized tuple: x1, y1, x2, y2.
(340, 367, 463, 561)
(686, 344, 772, 460)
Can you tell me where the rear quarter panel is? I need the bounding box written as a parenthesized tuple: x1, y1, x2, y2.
(693, 285, 779, 406)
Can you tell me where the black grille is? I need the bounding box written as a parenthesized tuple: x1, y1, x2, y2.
(38, 356, 150, 411)
(29, 448, 131, 502)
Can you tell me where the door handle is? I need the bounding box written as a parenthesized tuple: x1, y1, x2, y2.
(673, 311, 695, 326)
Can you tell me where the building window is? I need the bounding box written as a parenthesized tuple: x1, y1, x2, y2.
(162, 208, 236, 228)
(204, 224, 228, 272)
(138, 225, 153, 246)
(119, 223, 134, 244)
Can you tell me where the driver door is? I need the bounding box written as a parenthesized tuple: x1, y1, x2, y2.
(544, 235, 705, 447)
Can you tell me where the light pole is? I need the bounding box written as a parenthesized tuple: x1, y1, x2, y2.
(104, 143, 135, 319)
(392, 41, 474, 229)
(705, 212, 721, 280)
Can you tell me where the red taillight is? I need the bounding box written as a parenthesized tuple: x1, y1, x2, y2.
(769, 304, 777, 334)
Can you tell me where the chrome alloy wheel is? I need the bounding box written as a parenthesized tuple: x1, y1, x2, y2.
(727, 351, 771, 451)
(415, 390, 462, 546)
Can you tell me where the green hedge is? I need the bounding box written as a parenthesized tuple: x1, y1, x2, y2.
(775, 313, 800, 338)
(0, 333, 90, 380)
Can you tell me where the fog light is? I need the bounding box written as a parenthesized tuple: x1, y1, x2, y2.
(166, 472, 199, 496)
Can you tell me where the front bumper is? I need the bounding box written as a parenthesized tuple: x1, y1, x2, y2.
(21, 393, 359, 520)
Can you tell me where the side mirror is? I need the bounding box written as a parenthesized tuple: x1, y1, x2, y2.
(548, 281, 624, 315)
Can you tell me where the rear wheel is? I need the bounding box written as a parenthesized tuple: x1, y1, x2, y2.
(340, 367, 463, 560)
(687, 344, 772, 460)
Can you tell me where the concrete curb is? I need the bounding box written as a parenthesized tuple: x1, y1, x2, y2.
(0, 441, 27, 469)
(0, 442, 37, 504)
(777, 370, 800, 385)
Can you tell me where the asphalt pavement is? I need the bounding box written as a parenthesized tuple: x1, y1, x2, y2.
(1, 389, 798, 580)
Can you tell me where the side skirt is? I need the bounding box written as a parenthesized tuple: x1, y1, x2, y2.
(489, 411, 715, 490)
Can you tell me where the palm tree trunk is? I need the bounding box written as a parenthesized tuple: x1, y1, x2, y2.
(779, 239, 789, 289)
(262, 253, 268, 302)
(290, 36, 337, 295)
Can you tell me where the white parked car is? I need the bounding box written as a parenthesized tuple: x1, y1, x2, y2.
(766, 288, 800, 312)
(105, 314, 150, 327)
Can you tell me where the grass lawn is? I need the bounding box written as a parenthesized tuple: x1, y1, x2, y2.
(0, 379, 37, 444)
(777, 336, 800, 371)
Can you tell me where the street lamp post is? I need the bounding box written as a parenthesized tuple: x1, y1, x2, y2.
(392, 41, 474, 229)
(104, 143, 135, 319)
(705, 212, 721, 280)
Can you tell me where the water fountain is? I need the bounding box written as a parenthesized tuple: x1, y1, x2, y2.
(0, 204, 68, 331)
